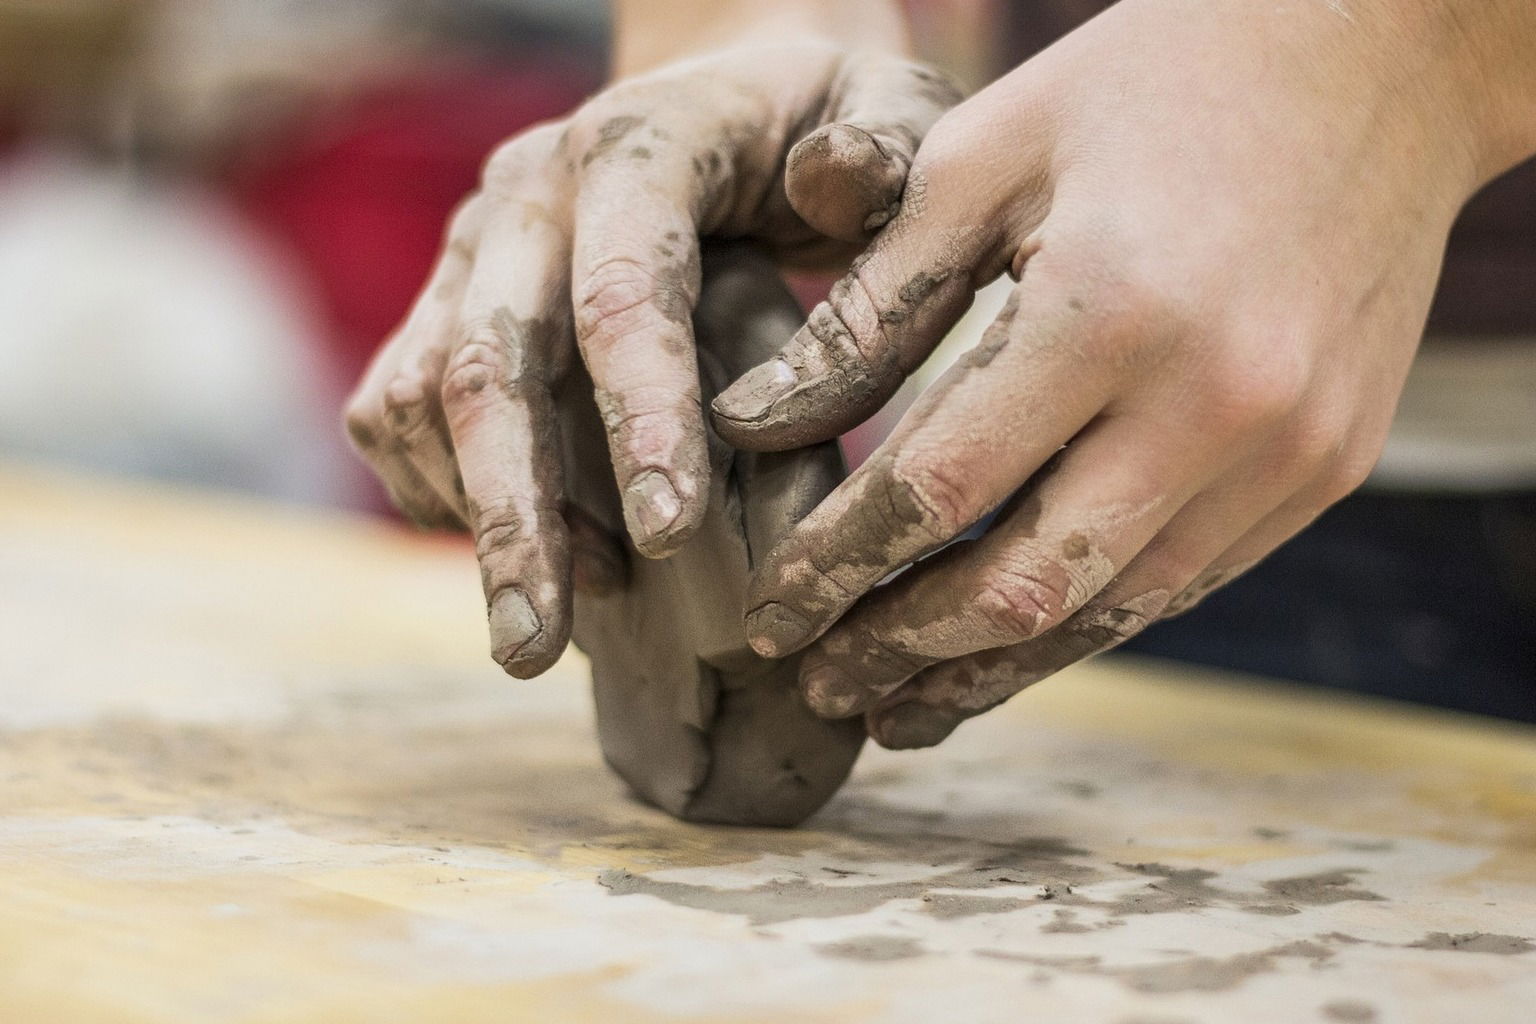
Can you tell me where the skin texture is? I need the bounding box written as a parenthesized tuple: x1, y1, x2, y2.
(565, 245, 863, 826)
(710, 0, 1536, 748)
(343, 42, 959, 678)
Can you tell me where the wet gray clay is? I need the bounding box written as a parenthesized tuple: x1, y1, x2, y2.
(561, 244, 865, 826)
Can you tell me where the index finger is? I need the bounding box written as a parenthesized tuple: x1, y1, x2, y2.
(742, 273, 1123, 658)
(568, 113, 711, 559)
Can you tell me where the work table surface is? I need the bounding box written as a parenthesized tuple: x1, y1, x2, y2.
(2, 462, 1533, 1024)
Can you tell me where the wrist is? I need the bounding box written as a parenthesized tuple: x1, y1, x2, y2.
(611, 0, 908, 79)
(1367, 0, 1536, 191)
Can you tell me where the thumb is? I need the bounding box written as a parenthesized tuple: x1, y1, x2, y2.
(785, 54, 962, 243)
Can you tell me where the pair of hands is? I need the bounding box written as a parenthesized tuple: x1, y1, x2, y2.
(348, 0, 1530, 748)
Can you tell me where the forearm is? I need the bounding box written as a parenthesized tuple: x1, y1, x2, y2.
(1325, 0, 1536, 189)
(611, 0, 909, 78)
(1438, 0, 1536, 182)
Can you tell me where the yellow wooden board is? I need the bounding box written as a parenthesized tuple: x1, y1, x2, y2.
(2, 460, 1533, 1023)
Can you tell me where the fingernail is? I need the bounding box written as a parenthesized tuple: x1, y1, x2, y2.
(489, 588, 542, 667)
(713, 360, 797, 423)
(869, 702, 961, 750)
(624, 470, 681, 543)
(744, 601, 812, 658)
(801, 662, 863, 718)
(826, 122, 888, 161)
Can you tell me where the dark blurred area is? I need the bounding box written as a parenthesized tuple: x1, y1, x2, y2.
(0, 0, 1528, 720)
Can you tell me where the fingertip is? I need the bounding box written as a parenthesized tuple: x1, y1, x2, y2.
(712, 359, 798, 425)
(799, 659, 867, 719)
(622, 468, 705, 559)
(497, 645, 564, 680)
(489, 586, 568, 679)
(867, 701, 963, 750)
(710, 358, 825, 451)
(743, 601, 813, 659)
(786, 122, 907, 244)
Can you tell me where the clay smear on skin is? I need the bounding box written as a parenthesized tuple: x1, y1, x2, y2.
(861, 497, 1162, 671)
(901, 587, 1172, 717)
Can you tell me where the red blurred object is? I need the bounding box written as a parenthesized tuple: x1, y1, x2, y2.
(230, 57, 598, 390)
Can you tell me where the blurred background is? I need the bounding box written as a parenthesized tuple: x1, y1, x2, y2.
(0, 0, 1529, 719)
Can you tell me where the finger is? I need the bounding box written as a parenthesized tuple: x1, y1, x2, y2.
(796, 413, 1216, 718)
(710, 179, 985, 451)
(865, 466, 1331, 749)
(380, 238, 478, 521)
(444, 193, 574, 679)
(785, 56, 962, 242)
(1162, 491, 1334, 618)
(741, 278, 1120, 660)
(866, 587, 1171, 750)
(568, 115, 709, 559)
(712, 92, 1046, 453)
(346, 374, 459, 530)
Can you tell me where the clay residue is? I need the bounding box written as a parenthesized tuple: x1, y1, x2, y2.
(919, 893, 1028, 920)
(1104, 863, 1385, 918)
(1041, 908, 1123, 934)
(978, 939, 1336, 994)
(1322, 1000, 1379, 1023)
(1408, 931, 1535, 955)
(1259, 870, 1387, 911)
(596, 835, 1095, 927)
(579, 114, 644, 168)
(597, 838, 1389, 928)
(815, 934, 926, 962)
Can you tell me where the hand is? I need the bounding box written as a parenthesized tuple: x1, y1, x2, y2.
(713, 0, 1536, 746)
(343, 42, 958, 677)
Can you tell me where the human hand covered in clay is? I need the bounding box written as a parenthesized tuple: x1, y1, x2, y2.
(713, 0, 1536, 747)
(343, 14, 959, 677)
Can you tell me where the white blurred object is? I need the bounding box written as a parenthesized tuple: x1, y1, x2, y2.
(1371, 337, 1536, 492)
(0, 149, 359, 505)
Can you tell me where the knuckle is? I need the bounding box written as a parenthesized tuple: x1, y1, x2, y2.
(444, 194, 485, 246)
(858, 633, 927, 681)
(825, 625, 926, 680)
(593, 384, 699, 447)
(881, 454, 976, 544)
(481, 124, 563, 190)
(342, 398, 381, 450)
(974, 565, 1070, 639)
(574, 258, 689, 348)
(1074, 601, 1155, 646)
(1199, 348, 1312, 437)
(800, 294, 883, 377)
(1030, 232, 1197, 361)
(1316, 443, 1379, 505)
(382, 371, 432, 425)
(442, 329, 520, 406)
(568, 95, 658, 154)
(1263, 404, 1351, 479)
(470, 496, 534, 562)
